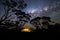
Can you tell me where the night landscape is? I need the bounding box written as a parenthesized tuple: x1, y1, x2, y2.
(0, 0, 60, 32)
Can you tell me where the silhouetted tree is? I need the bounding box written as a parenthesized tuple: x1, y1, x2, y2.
(30, 16, 60, 32)
(41, 16, 60, 32)
(14, 10, 31, 30)
(0, 0, 27, 24)
(53, 23, 60, 32)
(40, 16, 51, 32)
(0, 0, 27, 32)
(30, 17, 41, 31)
(41, 16, 51, 27)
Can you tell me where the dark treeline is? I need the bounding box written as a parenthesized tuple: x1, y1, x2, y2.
(0, 0, 60, 32)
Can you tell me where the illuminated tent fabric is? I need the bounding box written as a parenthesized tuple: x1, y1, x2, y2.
(21, 27, 31, 32)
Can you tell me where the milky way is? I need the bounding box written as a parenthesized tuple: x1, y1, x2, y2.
(23, 0, 60, 23)
(0, 0, 60, 23)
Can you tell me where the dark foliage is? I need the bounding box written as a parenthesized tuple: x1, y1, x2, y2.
(0, 0, 60, 32)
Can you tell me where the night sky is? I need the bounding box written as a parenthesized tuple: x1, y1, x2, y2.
(0, 0, 60, 23)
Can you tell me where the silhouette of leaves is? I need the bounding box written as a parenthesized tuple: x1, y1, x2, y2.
(10, 0, 17, 8)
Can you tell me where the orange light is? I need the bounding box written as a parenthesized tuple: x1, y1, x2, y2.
(21, 28, 31, 32)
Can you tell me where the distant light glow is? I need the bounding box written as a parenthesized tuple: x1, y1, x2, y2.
(21, 27, 31, 32)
